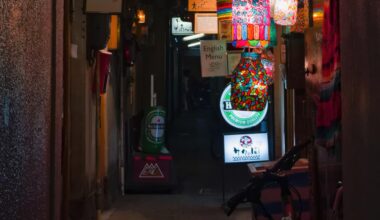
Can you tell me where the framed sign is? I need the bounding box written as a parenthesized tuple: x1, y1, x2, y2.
(188, 0, 217, 12)
(86, 0, 123, 13)
(194, 13, 218, 34)
(224, 133, 270, 163)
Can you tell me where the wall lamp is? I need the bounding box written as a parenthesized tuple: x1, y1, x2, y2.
(137, 9, 146, 24)
(187, 41, 201, 47)
(183, 33, 205, 41)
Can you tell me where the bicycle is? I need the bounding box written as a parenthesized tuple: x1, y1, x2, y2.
(223, 138, 313, 220)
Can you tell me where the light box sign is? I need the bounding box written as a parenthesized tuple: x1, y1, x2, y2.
(171, 17, 193, 35)
(220, 84, 268, 129)
(224, 133, 269, 164)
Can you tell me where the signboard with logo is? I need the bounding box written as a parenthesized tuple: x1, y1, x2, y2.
(200, 40, 228, 77)
(188, 0, 217, 12)
(171, 17, 193, 35)
(220, 84, 268, 129)
(224, 133, 269, 163)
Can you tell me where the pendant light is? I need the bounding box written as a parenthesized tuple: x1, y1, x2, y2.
(231, 52, 270, 111)
(274, 0, 298, 26)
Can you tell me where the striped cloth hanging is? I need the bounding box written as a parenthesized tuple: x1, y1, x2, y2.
(217, 0, 233, 20)
(316, 0, 341, 149)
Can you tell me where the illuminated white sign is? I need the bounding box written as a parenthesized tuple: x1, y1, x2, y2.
(224, 133, 269, 164)
(171, 17, 193, 35)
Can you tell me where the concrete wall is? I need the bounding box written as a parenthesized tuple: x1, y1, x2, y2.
(340, 1, 380, 219)
(0, 0, 63, 219)
(65, 0, 97, 218)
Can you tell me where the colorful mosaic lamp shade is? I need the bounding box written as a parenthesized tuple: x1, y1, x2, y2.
(274, 0, 298, 26)
(217, 0, 233, 20)
(290, 0, 309, 33)
(232, 0, 272, 48)
(231, 52, 270, 111)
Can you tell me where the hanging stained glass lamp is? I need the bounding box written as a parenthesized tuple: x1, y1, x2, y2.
(231, 52, 270, 111)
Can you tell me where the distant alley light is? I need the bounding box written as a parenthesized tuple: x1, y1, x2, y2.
(187, 41, 201, 48)
(183, 33, 205, 41)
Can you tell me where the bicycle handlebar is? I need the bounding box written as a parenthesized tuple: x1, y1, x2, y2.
(268, 137, 314, 173)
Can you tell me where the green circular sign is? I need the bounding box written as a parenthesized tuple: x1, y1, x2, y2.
(219, 84, 268, 129)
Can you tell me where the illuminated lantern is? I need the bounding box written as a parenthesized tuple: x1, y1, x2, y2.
(274, 0, 298, 26)
(231, 52, 270, 111)
(137, 9, 146, 24)
(232, 0, 271, 48)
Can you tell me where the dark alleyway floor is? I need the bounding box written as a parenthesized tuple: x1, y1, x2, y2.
(105, 193, 251, 220)
(105, 108, 253, 220)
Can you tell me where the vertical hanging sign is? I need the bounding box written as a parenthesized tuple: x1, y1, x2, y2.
(200, 40, 228, 77)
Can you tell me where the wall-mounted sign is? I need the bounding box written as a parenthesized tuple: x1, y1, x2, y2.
(188, 0, 217, 12)
(224, 133, 270, 163)
(200, 40, 227, 77)
(218, 19, 232, 41)
(220, 84, 268, 129)
(171, 17, 193, 35)
(85, 0, 122, 13)
(194, 13, 218, 34)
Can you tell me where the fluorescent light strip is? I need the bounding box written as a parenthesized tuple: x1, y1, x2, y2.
(183, 33, 205, 41)
(187, 41, 201, 48)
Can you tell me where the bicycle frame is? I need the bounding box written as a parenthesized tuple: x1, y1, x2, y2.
(223, 138, 313, 220)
